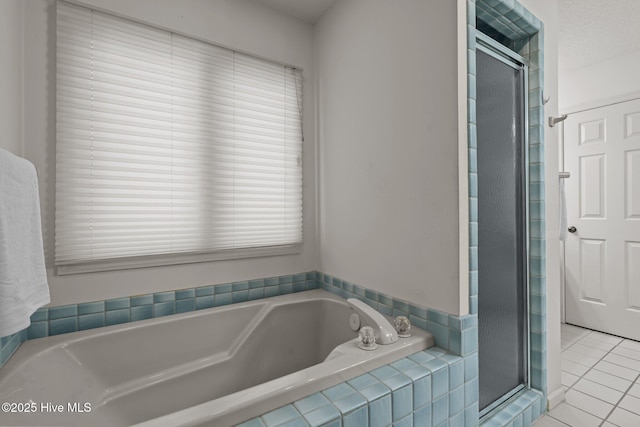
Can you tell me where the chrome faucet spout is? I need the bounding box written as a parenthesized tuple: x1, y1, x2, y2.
(347, 298, 398, 344)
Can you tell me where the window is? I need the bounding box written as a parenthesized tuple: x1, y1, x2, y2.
(55, 2, 303, 273)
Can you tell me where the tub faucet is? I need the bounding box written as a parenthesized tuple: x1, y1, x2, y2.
(347, 298, 398, 344)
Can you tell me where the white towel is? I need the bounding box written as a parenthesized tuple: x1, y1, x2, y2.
(559, 178, 568, 241)
(0, 148, 50, 337)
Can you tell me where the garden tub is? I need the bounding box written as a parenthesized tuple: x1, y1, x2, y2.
(0, 289, 433, 426)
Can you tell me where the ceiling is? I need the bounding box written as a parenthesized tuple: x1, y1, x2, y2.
(248, 0, 338, 24)
(250, 0, 640, 71)
(559, 0, 640, 72)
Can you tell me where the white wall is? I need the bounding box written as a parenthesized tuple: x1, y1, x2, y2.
(559, 50, 640, 112)
(21, 0, 316, 306)
(15, 4, 563, 405)
(0, 0, 23, 156)
(518, 0, 563, 409)
(315, 0, 463, 315)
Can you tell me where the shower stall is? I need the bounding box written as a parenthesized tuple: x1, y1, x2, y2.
(475, 34, 530, 415)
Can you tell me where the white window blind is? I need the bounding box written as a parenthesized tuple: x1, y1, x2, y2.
(55, 2, 303, 272)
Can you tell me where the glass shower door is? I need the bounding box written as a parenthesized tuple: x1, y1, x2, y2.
(475, 41, 529, 414)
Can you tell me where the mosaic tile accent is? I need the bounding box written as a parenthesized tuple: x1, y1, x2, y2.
(469, 0, 547, 425)
(239, 347, 476, 427)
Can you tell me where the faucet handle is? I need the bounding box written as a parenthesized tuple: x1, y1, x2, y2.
(395, 316, 411, 337)
(347, 298, 398, 344)
(358, 326, 378, 350)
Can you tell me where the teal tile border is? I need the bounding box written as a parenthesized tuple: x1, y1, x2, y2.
(480, 389, 545, 427)
(469, 0, 547, 425)
(0, 331, 25, 367)
(239, 347, 476, 427)
(0, 269, 479, 365)
(0, 272, 317, 368)
(0, 270, 481, 427)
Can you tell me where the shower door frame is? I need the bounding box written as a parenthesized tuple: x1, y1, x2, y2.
(475, 31, 532, 418)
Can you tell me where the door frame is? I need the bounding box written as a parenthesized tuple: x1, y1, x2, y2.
(560, 95, 640, 327)
(467, 0, 548, 423)
(476, 32, 532, 417)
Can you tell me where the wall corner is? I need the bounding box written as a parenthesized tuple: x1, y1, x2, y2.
(458, 0, 470, 316)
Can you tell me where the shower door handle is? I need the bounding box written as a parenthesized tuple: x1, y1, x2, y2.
(568, 226, 577, 233)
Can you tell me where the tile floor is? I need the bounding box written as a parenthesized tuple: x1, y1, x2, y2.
(534, 324, 640, 427)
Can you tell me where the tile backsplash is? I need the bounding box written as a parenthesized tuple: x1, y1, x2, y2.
(0, 272, 317, 367)
(1, 271, 481, 365)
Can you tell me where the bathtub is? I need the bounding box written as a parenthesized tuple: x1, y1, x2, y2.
(0, 290, 433, 426)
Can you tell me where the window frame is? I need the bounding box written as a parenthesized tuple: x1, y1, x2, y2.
(56, 244, 302, 275)
(54, 1, 305, 275)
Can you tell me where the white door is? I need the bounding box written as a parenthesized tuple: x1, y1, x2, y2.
(564, 97, 640, 340)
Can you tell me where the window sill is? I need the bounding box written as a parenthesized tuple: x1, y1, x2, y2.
(55, 244, 303, 275)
